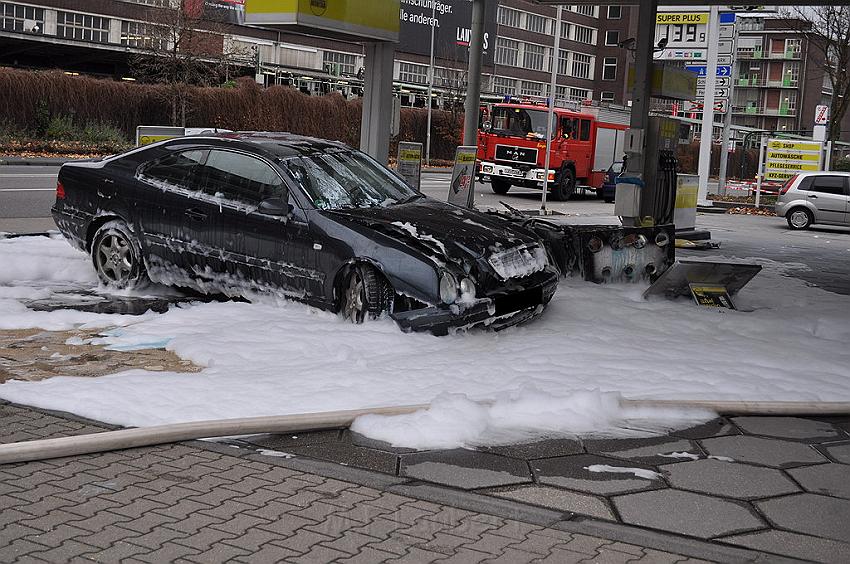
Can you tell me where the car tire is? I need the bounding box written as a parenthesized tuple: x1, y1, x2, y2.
(551, 168, 575, 201)
(340, 263, 392, 324)
(604, 198, 614, 204)
(91, 219, 148, 289)
(491, 178, 511, 195)
(786, 207, 813, 230)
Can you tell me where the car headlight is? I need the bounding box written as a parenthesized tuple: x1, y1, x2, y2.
(439, 272, 458, 304)
(459, 277, 476, 301)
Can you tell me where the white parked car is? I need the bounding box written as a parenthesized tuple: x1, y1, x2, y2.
(774, 172, 850, 230)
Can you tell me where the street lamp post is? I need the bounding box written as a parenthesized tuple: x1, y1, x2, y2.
(425, 2, 436, 166)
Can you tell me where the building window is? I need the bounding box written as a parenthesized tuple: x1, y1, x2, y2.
(493, 76, 517, 95)
(434, 66, 464, 88)
(560, 21, 571, 39)
(121, 21, 166, 50)
(497, 6, 521, 29)
(557, 49, 569, 75)
(602, 57, 617, 80)
(323, 51, 357, 76)
(121, 0, 172, 6)
(555, 86, 568, 101)
(601, 91, 615, 102)
(573, 6, 598, 18)
(56, 11, 110, 43)
(785, 38, 801, 57)
(520, 80, 543, 97)
(1, 2, 44, 33)
(569, 87, 590, 102)
(523, 43, 545, 71)
(398, 62, 428, 84)
(607, 6, 622, 19)
(573, 25, 596, 45)
(605, 31, 619, 46)
(526, 13, 549, 35)
(495, 37, 519, 67)
(571, 53, 592, 79)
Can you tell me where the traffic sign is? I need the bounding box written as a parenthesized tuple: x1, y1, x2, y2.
(717, 39, 733, 54)
(697, 87, 729, 98)
(814, 105, 829, 126)
(686, 65, 732, 77)
(684, 99, 728, 114)
(719, 26, 734, 40)
(698, 77, 730, 88)
(716, 54, 732, 65)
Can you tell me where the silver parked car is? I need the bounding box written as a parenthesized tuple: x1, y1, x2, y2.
(775, 172, 850, 230)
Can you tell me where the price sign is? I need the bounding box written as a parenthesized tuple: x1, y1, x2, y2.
(655, 12, 709, 49)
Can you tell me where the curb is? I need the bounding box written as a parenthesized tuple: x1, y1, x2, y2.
(0, 157, 76, 166)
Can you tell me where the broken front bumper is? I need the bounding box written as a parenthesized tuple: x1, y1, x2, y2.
(392, 270, 559, 335)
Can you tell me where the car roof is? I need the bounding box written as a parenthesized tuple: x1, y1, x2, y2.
(796, 171, 850, 177)
(166, 131, 351, 159)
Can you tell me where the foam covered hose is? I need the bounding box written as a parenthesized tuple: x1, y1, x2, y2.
(2, 400, 849, 465)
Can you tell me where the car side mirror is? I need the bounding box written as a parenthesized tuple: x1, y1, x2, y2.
(258, 197, 292, 217)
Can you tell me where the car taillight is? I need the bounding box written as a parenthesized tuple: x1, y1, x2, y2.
(779, 175, 798, 195)
(56, 181, 66, 200)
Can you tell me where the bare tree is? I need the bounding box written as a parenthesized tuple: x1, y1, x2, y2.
(781, 7, 850, 142)
(129, 0, 247, 126)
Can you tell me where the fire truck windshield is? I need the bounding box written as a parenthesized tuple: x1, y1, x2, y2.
(490, 107, 555, 139)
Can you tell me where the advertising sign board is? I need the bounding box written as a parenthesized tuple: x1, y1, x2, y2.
(764, 139, 823, 181)
(447, 146, 477, 208)
(396, 142, 423, 190)
(399, 0, 496, 66)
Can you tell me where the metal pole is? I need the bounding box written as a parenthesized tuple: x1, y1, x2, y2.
(697, 5, 720, 205)
(717, 16, 738, 195)
(425, 1, 436, 166)
(824, 141, 832, 171)
(462, 0, 485, 145)
(541, 6, 563, 214)
(754, 135, 766, 208)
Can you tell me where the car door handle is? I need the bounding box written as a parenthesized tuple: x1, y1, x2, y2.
(808, 195, 818, 199)
(185, 208, 207, 221)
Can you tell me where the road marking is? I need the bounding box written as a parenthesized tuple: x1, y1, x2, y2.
(0, 174, 57, 177)
(0, 188, 56, 192)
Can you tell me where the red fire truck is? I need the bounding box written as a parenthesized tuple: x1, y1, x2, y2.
(477, 100, 629, 200)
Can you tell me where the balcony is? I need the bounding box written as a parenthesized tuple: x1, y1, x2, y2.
(736, 77, 799, 89)
(736, 49, 801, 61)
(732, 105, 797, 117)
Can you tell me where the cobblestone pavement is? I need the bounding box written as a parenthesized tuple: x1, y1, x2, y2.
(0, 401, 758, 564)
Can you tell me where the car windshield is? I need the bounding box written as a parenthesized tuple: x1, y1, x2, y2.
(490, 107, 554, 139)
(280, 150, 420, 210)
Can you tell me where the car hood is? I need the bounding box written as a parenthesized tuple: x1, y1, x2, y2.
(326, 199, 540, 265)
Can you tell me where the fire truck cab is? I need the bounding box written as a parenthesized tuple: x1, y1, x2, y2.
(477, 101, 627, 201)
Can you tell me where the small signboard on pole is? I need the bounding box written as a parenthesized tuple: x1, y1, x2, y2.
(764, 139, 823, 182)
(447, 146, 477, 208)
(396, 142, 423, 190)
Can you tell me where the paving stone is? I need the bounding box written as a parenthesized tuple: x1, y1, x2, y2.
(788, 463, 850, 499)
(613, 489, 765, 539)
(819, 440, 850, 464)
(485, 485, 613, 520)
(399, 449, 532, 490)
(732, 417, 844, 442)
(662, 459, 800, 499)
(341, 430, 419, 454)
(755, 493, 850, 542)
(721, 529, 850, 563)
(532, 454, 663, 495)
(476, 438, 583, 460)
(289, 442, 399, 474)
(584, 436, 702, 466)
(700, 435, 825, 468)
(812, 416, 850, 435)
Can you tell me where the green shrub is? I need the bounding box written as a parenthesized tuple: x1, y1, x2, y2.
(832, 157, 850, 172)
(44, 115, 78, 140)
(80, 121, 129, 145)
(33, 100, 50, 137)
(0, 119, 26, 142)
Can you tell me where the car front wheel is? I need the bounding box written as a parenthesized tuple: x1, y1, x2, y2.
(91, 219, 148, 289)
(786, 207, 813, 230)
(491, 178, 511, 195)
(340, 264, 392, 324)
(551, 168, 575, 201)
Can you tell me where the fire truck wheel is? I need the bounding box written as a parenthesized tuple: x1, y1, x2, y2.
(491, 178, 511, 195)
(551, 168, 575, 201)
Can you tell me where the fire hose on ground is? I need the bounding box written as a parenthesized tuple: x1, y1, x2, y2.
(1, 400, 849, 466)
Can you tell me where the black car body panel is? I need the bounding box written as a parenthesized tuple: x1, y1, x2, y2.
(52, 133, 558, 333)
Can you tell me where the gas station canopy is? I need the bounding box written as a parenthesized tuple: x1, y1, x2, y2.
(244, 0, 399, 43)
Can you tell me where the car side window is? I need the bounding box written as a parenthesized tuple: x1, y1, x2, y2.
(809, 176, 847, 196)
(140, 150, 207, 190)
(580, 119, 591, 141)
(795, 177, 814, 191)
(199, 150, 284, 205)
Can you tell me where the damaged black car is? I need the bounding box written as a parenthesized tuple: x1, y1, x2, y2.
(52, 132, 559, 334)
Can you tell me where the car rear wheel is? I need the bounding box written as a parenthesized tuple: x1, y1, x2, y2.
(91, 220, 148, 289)
(787, 207, 813, 230)
(491, 178, 511, 195)
(551, 168, 575, 201)
(341, 264, 392, 324)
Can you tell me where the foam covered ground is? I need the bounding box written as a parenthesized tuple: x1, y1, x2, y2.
(1, 235, 848, 448)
